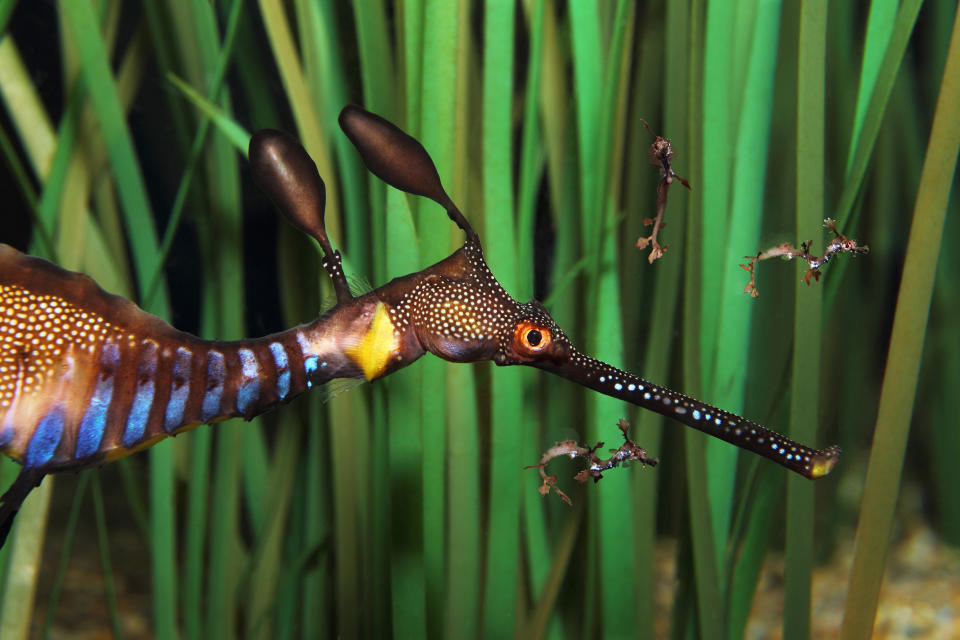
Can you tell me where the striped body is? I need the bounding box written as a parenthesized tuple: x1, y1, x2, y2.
(0, 244, 405, 474)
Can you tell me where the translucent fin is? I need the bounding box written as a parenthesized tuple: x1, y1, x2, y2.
(319, 292, 337, 314)
(348, 275, 374, 296)
(319, 276, 375, 312)
(319, 378, 365, 403)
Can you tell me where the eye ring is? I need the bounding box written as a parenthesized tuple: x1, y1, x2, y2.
(514, 321, 551, 355)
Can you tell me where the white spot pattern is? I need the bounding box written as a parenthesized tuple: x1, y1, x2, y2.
(0, 284, 123, 409)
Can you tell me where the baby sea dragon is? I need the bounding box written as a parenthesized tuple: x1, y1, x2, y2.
(0, 106, 841, 546)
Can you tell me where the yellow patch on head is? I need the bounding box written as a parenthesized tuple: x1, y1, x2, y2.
(345, 302, 399, 380)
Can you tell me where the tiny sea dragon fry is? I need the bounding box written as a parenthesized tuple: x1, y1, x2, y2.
(0, 105, 840, 546)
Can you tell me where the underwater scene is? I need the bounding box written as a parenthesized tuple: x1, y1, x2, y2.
(0, 1, 957, 638)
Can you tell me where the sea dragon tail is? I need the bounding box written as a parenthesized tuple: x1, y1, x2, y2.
(0, 469, 45, 548)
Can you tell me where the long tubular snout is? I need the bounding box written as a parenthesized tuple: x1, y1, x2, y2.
(534, 351, 840, 479)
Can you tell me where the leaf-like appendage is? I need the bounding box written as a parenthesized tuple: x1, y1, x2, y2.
(338, 105, 450, 207)
(338, 106, 476, 239)
(249, 129, 327, 245)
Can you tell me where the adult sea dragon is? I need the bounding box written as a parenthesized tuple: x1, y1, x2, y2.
(0, 106, 840, 546)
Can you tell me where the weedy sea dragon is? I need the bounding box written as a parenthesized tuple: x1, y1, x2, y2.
(0, 106, 841, 546)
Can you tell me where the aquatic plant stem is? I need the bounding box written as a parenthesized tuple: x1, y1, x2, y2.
(841, 6, 960, 638)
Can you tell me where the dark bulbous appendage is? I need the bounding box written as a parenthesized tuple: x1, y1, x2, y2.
(249, 129, 328, 244)
(338, 105, 477, 239)
(249, 129, 352, 304)
(338, 105, 447, 205)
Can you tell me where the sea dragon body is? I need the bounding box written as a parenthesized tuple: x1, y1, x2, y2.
(0, 238, 518, 473)
(0, 105, 840, 546)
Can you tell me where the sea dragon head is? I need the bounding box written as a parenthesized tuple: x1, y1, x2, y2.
(253, 105, 841, 480)
(334, 106, 578, 370)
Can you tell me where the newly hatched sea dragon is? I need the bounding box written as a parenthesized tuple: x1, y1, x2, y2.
(0, 106, 841, 546)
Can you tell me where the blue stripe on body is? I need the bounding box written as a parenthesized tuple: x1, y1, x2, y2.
(26, 405, 65, 468)
(237, 382, 260, 415)
(304, 355, 319, 388)
(269, 342, 290, 400)
(201, 350, 225, 421)
(76, 340, 121, 459)
(237, 348, 260, 415)
(76, 378, 114, 458)
(164, 347, 193, 432)
(123, 341, 157, 448)
(0, 408, 14, 447)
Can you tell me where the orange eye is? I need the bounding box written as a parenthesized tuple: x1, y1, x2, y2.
(514, 322, 551, 355)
